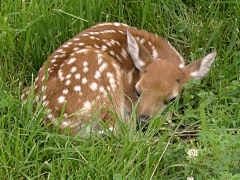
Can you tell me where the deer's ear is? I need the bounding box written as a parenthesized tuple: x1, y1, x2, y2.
(184, 50, 217, 80)
(127, 29, 154, 72)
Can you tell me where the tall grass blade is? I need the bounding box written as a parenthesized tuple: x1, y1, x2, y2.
(226, 11, 239, 55)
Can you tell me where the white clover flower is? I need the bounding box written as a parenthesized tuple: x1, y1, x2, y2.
(187, 176, 194, 180)
(187, 149, 198, 159)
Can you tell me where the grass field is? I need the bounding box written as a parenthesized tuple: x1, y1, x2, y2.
(0, 0, 240, 179)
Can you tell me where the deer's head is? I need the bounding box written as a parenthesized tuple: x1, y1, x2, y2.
(127, 30, 217, 122)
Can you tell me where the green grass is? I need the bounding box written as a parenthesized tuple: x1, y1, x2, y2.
(1, 0, 240, 179)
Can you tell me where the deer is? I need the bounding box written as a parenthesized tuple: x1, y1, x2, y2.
(21, 22, 217, 135)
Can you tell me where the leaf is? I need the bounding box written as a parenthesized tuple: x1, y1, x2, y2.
(173, 24, 185, 32)
(113, 174, 122, 180)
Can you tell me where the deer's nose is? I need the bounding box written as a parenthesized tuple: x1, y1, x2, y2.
(137, 115, 150, 132)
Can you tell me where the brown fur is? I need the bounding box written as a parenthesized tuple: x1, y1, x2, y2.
(21, 22, 217, 135)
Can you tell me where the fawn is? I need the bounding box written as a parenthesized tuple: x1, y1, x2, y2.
(21, 22, 217, 135)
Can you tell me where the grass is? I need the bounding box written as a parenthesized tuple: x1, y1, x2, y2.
(0, 0, 240, 179)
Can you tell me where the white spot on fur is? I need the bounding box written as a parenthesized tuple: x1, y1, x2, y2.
(73, 47, 80, 51)
(89, 82, 98, 91)
(73, 38, 80, 41)
(140, 38, 145, 44)
(113, 22, 121, 26)
(58, 69, 64, 81)
(70, 66, 77, 73)
(67, 57, 76, 64)
(63, 44, 69, 48)
(97, 54, 103, 64)
(63, 88, 69, 94)
(112, 63, 121, 81)
(42, 95, 46, 101)
(106, 42, 112, 47)
(82, 77, 87, 84)
(35, 95, 39, 102)
(74, 86, 81, 92)
(107, 72, 116, 90)
(59, 54, 66, 57)
(118, 30, 125, 34)
(121, 48, 128, 59)
(65, 80, 71, 85)
(94, 44, 100, 49)
(115, 41, 121, 46)
(51, 59, 56, 63)
(89, 32, 99, 35)
(42, 101, 49, 107)
(103, 39, 108, 43)
(110, 39, 116, 45)
(66, 74, 71, 79)
(83, 61, 88, 67)
(79, 42, 85, 46)
(99, 86, 105, 92)
(94, 71, 101, 79)
(47, 113, 53, 119)
(101, 45, 108, 51)
(41, 86, 46, 92)
(83, 67, 89, 73)
(76, 49, 89, 54)
(109, 50, 115, 56)
(83, 101, 91, 109)
(58, 96, 65, 103)
(100, 30, 116, 34)
(75, 73, 81, 79)
(152, 46, 158, 59)
(57, 49, 63, 52)
(107, 72, 114, 78)
(127, 68, 135, 84)
(21, 93, 25, 101)
(41, 75, 46, 81)
(99, 62, 108, 72)
(95, 22, 112, 27)
(116, 54, 122, 62)
(82, 33, 89, 37)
